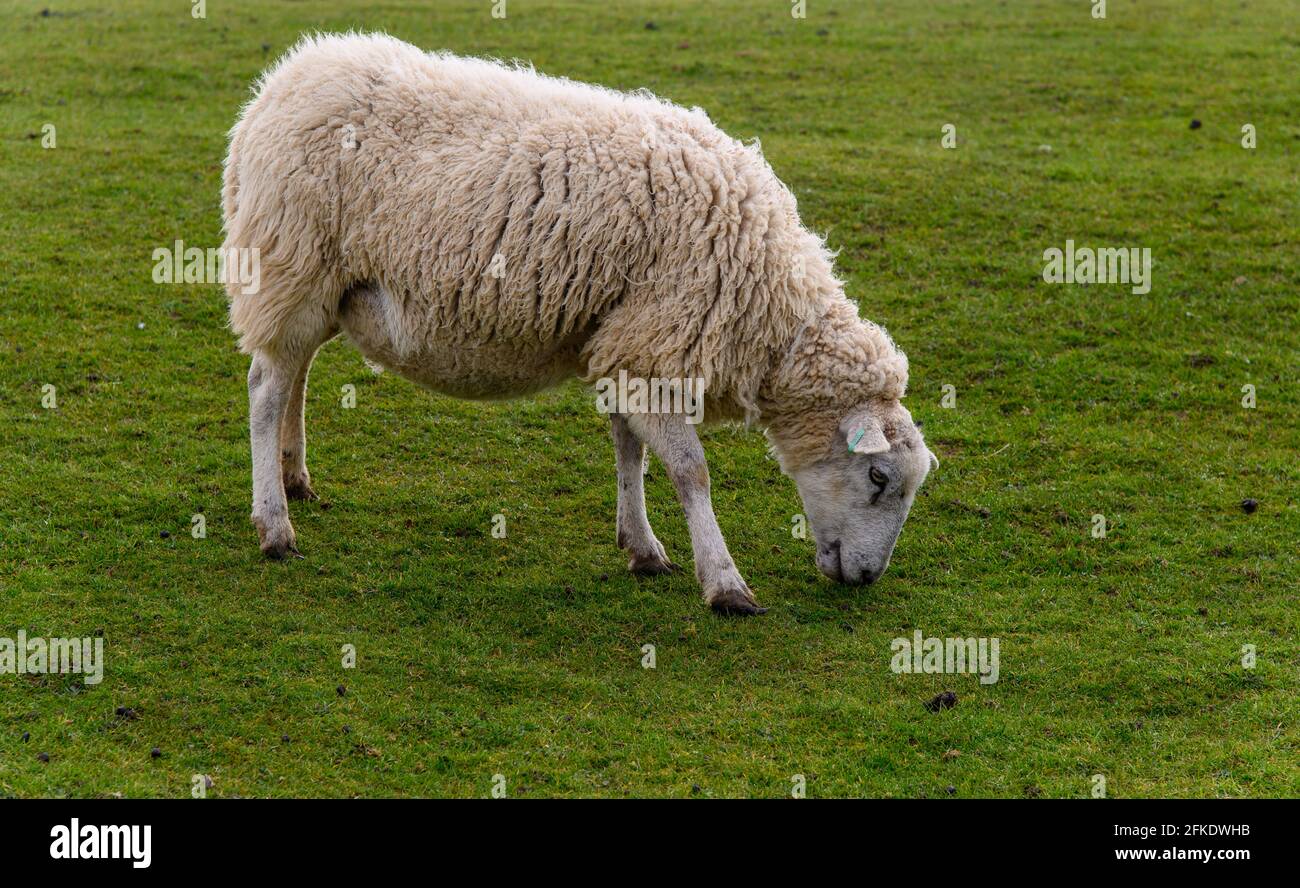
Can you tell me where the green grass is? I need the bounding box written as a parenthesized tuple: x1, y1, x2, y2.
(1, 0, 1296, 798)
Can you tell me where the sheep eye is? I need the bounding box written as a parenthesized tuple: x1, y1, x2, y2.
(868, 466, 888, 503)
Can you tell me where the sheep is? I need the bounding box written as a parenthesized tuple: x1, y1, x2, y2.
(222, 33, 937, 615)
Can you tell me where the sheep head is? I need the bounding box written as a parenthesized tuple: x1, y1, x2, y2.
(792, 400, 936, 585)
(762, 300, 937, 586)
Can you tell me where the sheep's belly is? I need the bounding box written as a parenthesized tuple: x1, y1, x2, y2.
(338, 283, 585, 400)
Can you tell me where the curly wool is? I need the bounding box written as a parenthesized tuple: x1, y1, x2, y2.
(223, 32, 906, 439)
(759, 296, 910, 470)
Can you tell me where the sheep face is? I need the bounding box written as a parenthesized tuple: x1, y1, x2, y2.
(789, 401, 936, 586)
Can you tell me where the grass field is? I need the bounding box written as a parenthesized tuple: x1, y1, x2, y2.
(1, 0, 1296, 798)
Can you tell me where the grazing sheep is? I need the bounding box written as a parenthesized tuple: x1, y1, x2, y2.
(222, 33, 937, 615)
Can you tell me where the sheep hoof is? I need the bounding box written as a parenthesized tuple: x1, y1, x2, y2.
(260, 539, 302, 560)
(708, 585, 767, 617)
(262, 539, 304, 560)
(284, 473, 318, 501)
(255, 518, 300, 560)
(628, 551, 679, 576)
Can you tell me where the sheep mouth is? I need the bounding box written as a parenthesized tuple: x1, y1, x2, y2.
(817, 539, 844, 583)
(817, 539, 880, 586)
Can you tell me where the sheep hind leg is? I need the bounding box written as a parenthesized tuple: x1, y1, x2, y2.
(248, 344, 316, 559)
(280, 331, 337, 501)
(610, 413, 678, 575)
(628, 413, 766, 616)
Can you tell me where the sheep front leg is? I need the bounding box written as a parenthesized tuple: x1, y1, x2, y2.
(610, 413, 677, 575)
(248, 350, 302, 559)
(629, 413, 766, 615)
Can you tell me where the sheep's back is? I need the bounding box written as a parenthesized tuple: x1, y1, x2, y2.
(227, 34, 830, 416)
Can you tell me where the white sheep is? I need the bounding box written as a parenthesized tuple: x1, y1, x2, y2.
(222, 33, 937, 615)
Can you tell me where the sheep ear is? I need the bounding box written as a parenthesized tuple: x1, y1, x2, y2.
(843, 413, 890, 455)
(928, 449, 940, 471)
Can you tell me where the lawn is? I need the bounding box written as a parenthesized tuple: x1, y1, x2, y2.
(0, 0, 1296, 798)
